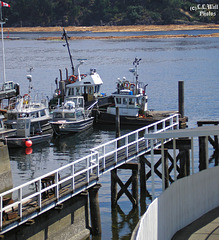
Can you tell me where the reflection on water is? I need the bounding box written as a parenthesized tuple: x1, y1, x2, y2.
(4, 30, 219, 239)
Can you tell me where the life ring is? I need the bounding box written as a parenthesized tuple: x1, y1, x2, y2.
(68, 75, 77, 83)
(123, 81, 130, 89)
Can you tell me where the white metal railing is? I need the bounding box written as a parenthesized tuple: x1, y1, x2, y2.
(91, 114, 179, 173)
(0, 114, 179, 232)
(0, 151, 99, 232)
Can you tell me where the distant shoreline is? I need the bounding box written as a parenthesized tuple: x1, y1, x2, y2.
(6, 24, 219, 33)
(5, 24, 219, 40)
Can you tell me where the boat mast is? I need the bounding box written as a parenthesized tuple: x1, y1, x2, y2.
(62, 28, 74, 75)
(0, 2, 6, 83)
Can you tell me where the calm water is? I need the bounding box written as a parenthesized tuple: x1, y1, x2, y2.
(1, 29, 219, 239)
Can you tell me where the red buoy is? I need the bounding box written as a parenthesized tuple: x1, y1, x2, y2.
(25, 139, 32, 148)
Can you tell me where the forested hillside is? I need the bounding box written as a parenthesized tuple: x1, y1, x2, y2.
(2, 0, 219, 27)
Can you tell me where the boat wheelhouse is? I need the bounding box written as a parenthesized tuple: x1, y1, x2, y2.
(65, 62, 103, 103)
(5, 74, 52, 134)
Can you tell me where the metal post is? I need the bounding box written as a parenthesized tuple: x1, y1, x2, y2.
(191, 137, 194, 174)
(173, 138, 177, 181)
(151, 140, 155, 200)
(161, 139, 165, 191)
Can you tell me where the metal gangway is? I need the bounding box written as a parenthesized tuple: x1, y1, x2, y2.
(0, 114, 179, 234)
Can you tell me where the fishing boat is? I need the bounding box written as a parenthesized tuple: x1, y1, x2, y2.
(0, 113, 16, 140)
(5, 73, 52, 134)
(49, 28, 109, 110)
(50, 96, 94, 135)
(4, 117, 52, 148)
(95, 58, 178, 126)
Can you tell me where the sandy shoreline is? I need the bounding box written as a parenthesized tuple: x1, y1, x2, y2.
(6, 24, 219, 33)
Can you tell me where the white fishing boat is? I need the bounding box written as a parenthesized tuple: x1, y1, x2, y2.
(50, 96, 94, 135)
(5, 73, 52, 134)
(4, 117, 52, 148)
(49, 28, 108, 110)
(96, 58, 150, 125)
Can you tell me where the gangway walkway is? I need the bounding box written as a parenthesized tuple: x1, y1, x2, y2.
(0, 114, 179, 234)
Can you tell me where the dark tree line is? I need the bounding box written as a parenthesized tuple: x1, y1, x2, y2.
(2, 0, 219, 27)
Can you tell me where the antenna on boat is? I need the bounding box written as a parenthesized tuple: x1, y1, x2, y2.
(62, 28, 75, 75)
(27, 67, 33, 95)
(133, 57, 141, 93)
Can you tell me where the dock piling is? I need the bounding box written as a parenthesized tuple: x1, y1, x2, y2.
(89, 184, 102, 236)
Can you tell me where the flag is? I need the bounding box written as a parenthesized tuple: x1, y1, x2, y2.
(1, 1, 11, 7)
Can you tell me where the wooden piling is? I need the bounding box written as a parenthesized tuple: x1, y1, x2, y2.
(178, 81, 184, 118)
(116, 107, 120, 138)
(89, 184, 102, 236)
(111, 163, 139, 207)
(199, 136, 208, 171)
(111, 169, 118, 207)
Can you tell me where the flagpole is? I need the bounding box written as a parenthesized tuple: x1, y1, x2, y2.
(0, 1, 6, 83)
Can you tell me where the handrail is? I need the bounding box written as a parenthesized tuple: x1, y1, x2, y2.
(0, 114, 179, 232)
(91, 114, 179, 162)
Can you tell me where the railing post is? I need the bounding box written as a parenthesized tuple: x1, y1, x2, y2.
(135, 132, 139, 153)
(161, 139, 165, 191)
(114, 141, 117, 163)
(71, 164, 75, 191)
(55, 171, 59, 199)
(102, 146, 106, 169)
(86, 156, 89, 183)
(18, 188, 22, 219)
(96, 152, 100, 178)
(37, 179, 42, 209)
(125, 136, 129, 158)
(150, 139, 155, 200)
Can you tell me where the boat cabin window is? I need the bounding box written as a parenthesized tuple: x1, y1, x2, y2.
(18, 113, 29, 118)
(40, 109, 46, 117)
(116, 98, 121, 104)
(136, 97, 142, 106)
(54, 113, 63, 119)
(88, 87, 93, 94)
(64, 113, 75, 118)
(95, 85, 100, 93)
(30, 111, 39, 118)
(129, 98, 135, 106)
(76, 87, 80, 95)
(123, 98, 128, 105)
(8, 113, 17, 120)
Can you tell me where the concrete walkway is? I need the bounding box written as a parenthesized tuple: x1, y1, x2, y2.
(172, 206, 219, 240)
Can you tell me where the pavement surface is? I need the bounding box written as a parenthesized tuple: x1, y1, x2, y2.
(172, 206, 219, 240)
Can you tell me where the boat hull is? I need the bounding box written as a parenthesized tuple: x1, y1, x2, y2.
(51, 117, 94, 135)
(95, 111, 179, 126)
(5, 134, 52, 148)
